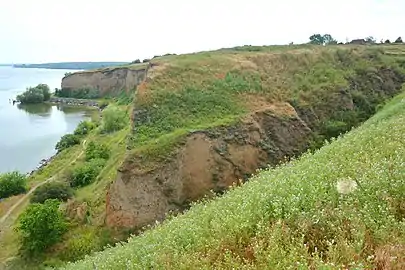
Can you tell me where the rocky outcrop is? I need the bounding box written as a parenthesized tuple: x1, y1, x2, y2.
(106, 103, 312, 229)
(61, 66, 148, 96)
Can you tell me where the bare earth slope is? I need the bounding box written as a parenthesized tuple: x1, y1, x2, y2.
(105, 45, 405, 230)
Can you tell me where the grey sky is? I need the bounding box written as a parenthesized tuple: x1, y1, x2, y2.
(0, 0, 404, 63)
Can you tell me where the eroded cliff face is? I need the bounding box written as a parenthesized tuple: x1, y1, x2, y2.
(105, 60, 405, 231)
(61, 67, 147, 96)
(106, 103, 312, 229)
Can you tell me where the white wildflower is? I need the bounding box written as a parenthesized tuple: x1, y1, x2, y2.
(336, 178, 358, 194)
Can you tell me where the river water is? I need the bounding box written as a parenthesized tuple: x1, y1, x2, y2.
(0, 66, 92, 174)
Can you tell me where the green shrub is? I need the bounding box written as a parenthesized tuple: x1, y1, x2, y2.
(74, 121, 96, 136)
(16, 84, 51, 104)
(69, 159, 106, 188)
(54, 87, 100, 99)
(101, 106, 128, 133)
(114, 91, 133, 105)
(85, 142, 110, 161)
(0, 171, 27, 199)
(59, 228, 113, 262)
(31, 182, 73, 204)
(321, 120, 349, 138)
(56, 134, 81, 152)
(16, 199, 67, 255)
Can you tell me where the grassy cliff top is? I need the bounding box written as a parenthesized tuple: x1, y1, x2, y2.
(129, 44, 405, 156)
(62, 85, 405, 269)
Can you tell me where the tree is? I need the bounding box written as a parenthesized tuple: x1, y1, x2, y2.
(31, 182, 73, 204)
(16, 84, 51, 104)
(385, 39, 391, 44)
(309, 34, 325, 45)
(131, 59, 141, 64)
(35, 84, 51, 101)
(323, 34, 338, 45)
(0, 172, 27, 199)
(394, 37, 403, 43)
(309, 34, 337, 45)
(16, 199, 67, 255)
(55, 134, 80, 152)
(365, 36, 376, 44)
(101, 106, 128, 133)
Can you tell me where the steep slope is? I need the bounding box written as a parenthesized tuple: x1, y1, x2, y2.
(61, 64, 148, 96)
(62, 87, 405, 269)
(106, 45, 405, 229)
(4, 44, 405, 269)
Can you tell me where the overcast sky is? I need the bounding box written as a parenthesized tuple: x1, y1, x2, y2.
(0, 0, 404, 63)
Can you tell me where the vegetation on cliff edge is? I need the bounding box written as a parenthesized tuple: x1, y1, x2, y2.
(61, 87, 405, 269)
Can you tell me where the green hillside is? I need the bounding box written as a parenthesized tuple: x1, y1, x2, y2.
(2, 44, 405, 269)
(61, 91, 405, 268)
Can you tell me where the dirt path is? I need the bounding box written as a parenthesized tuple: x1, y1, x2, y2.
(0, 140, 86, 226)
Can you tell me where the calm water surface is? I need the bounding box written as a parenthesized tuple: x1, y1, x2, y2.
(0, 66, 92, 173)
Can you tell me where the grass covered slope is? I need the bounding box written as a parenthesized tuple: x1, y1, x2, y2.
(62, 91, 405, 269)
(129, 45, 405, 157)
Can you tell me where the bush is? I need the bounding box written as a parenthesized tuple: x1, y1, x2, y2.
(114, 91, 133, 105)
(69, 159, 106, 188)
(0, 171, 27, 199)
(16, 199, 67, 255)
(131, 59, 141, 64)
(55, 134, 81, 152)
(16, 84, 51, 104)
(101, 106, 128, 133)
(54, 87, 100, 99)
(31, 182, 73, 204)
(85, 142, 110, 161)
(74, 121, 96, 136)
(142, 59, 150, 63)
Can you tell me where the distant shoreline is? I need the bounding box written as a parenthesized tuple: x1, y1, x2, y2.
(12, 62, 129, 70)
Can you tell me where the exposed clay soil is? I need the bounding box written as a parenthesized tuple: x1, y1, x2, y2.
(106, 102, 312, 229)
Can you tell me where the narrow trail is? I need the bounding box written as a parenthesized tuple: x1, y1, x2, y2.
(0, 140, 86, 226)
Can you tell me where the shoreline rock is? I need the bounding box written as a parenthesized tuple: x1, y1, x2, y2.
(47, 97, 99, 108)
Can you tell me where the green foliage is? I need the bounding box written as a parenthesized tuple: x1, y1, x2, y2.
(101, 106, 128, 133)
(55, 134, 81, 152)
(131, 59, 141, 64)
(54, 88, 100, 99)
(395, 36, 403, 43)
(59, 228, 113, 262)
(98, 100, 109, 110)
(0, 171, 27, 199)
(309, 33, 337, 45)
(131, 71, 259, 146)
(16, 84, 51, 104)
(61, 93, 405, 270)
(85, 142, 110, 161)
(16, 199, 67, 255)
(30, 182, 73, 204)
(365, 36, 377, 43)
(69, 159, 106, 188)
(111, 91, 133, 105)
(74, 121, 96, 136)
